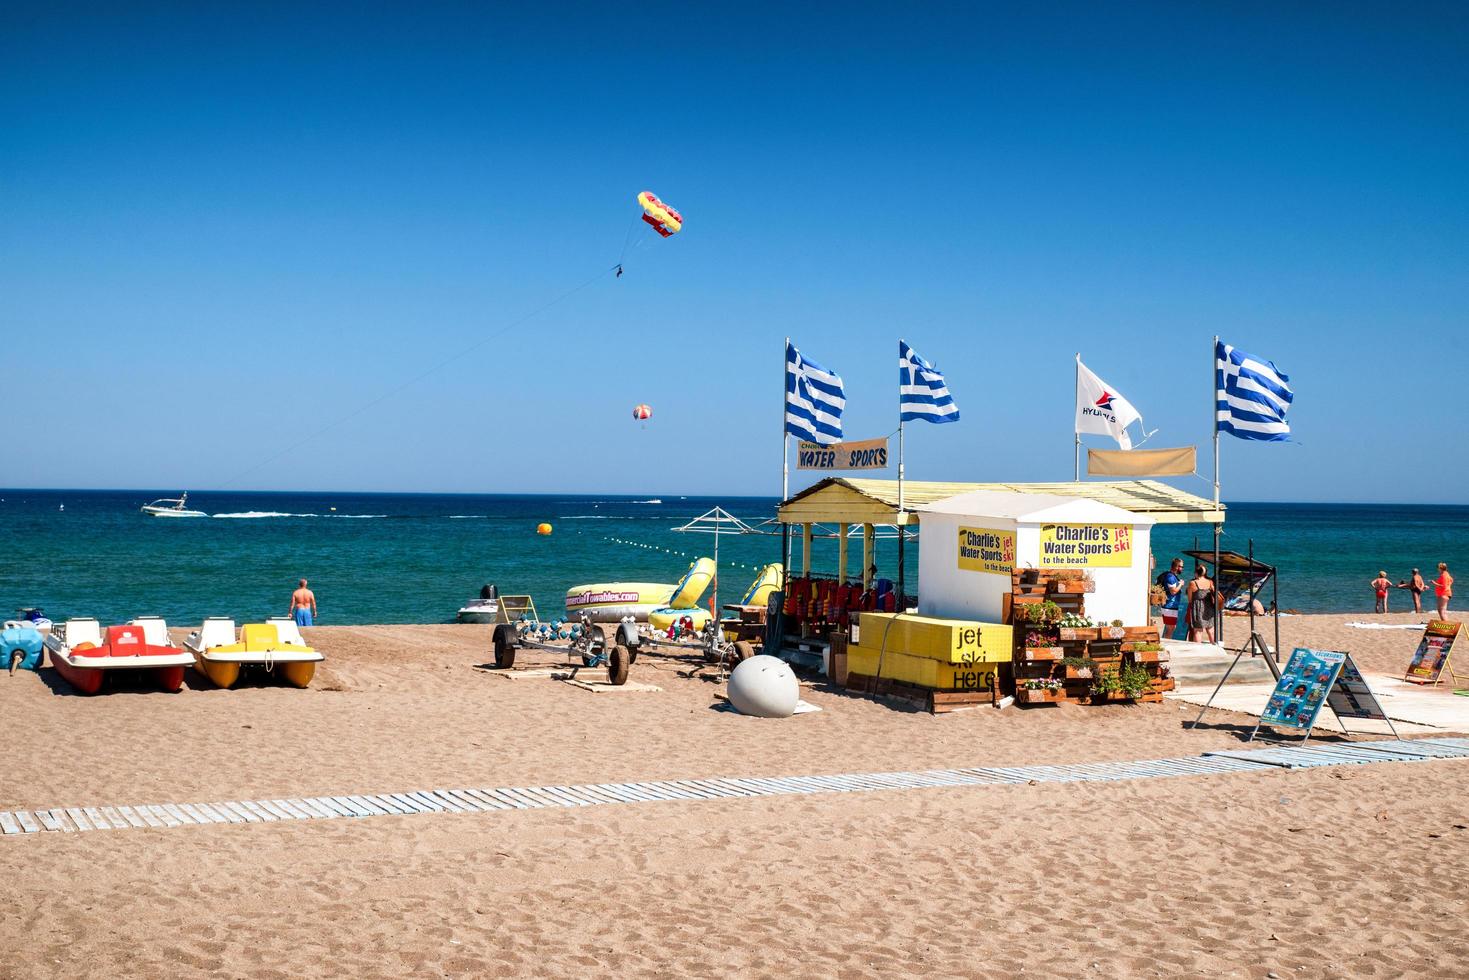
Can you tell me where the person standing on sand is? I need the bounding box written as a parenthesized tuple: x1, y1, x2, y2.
(289, 579, 318, 627)
(1432, 563, 1453, 619)
(1157, 557, 1185, 639)
(1397, 568, 1428, 613)
(1371, 571, 1393, 613)
(1186, 564, 1216, 644)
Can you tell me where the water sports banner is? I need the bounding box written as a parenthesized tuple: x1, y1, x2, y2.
(796, 437, 888, 470)
(1261, 648, 1346, 731)
(956, 526, 1016, 576)
(1405, 620, 1460, 685)
(1038, 523, 1134, 568)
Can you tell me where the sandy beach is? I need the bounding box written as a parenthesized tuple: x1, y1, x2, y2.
(3, 612, 1466, 978)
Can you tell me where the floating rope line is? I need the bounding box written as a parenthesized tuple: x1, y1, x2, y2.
(3, 738, 1467, 838)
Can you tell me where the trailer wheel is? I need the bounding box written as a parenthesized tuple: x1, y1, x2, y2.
(729, 641, 755, 667)
(493, 627, 517, 669)
(616, 622, 639, 663)
(608, 644, 630, 686)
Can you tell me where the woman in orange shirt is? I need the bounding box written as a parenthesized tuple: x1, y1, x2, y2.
(1432, 562, 1453, 620)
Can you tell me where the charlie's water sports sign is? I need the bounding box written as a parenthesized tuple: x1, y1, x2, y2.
(796, 438, 888, 470)
(956, 526, 1015, 575)
(1038, 523, 1133, 568)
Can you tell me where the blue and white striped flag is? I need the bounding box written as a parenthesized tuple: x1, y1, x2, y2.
(1216, 341, 1292, 441)
(899, 340, 960, 424)
(785, 341, 845, 445)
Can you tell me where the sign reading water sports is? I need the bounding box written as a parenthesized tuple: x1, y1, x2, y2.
(1038, 523, 1133, 567)
(956, 526, 1015, 575)
(796, 437, 889, 470)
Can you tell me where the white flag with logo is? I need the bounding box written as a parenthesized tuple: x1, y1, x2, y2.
(1075, 356, 1147, 450)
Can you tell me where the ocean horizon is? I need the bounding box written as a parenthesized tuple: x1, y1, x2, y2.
(4, 488, 1465, 625)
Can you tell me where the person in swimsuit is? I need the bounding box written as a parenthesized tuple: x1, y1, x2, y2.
(1186, 564, 1216, 643)
(1433, 563, 1453, 620)
(1370, 571, 1392, 613)
(1397, 568, 1427, 613)
(1158, 558, 1185, 638)
(289, 578, 318, 627)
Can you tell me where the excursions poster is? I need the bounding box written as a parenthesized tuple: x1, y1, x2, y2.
(1037, 523, 1133, 568)
(1404, 620, 1460, 684)
(1261, 648, 1347, 731)
(956, 526, 1015, 575)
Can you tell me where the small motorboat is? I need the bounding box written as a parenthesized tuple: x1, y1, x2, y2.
(184, 617, 323, 689)
(14, 606, 52, 632)
(141, 492, 208, 518)
(43, 617, 193, 694)
(456, 584, 502, 624)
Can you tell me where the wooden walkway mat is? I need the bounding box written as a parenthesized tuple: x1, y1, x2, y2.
(4, 737, 1466, 838)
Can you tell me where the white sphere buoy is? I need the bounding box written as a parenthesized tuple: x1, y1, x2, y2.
(727, 655, 799, 718)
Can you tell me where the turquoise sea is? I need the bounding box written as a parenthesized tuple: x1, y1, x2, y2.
(2, 490, 1465, 625)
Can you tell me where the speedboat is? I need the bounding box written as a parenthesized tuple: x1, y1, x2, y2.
(457, 585, 501, 624)
(184, 617, 323, 689)
(141, 492, 208, 518)
(43, 617, 193, 694)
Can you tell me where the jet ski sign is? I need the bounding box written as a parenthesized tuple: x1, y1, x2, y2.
(796, 437, 889, 471)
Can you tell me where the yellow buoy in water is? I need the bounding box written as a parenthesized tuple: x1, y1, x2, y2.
(536, 522, 553, 536)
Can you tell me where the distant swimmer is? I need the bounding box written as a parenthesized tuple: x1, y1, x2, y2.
(289, 578, 318, 627)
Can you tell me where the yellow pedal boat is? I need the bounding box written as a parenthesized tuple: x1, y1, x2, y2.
(184, 618, 323, 689)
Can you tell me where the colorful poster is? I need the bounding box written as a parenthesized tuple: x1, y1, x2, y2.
(1038, 523, 1134, 568)
(957, 526, 1015, 575)
(1327, 654, 1390, 721)
(1261, 648, 1347, 731)
(796, 438, 889, 470)
(1404, 621, 1460, 685)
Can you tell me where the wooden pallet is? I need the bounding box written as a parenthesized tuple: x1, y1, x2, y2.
(844, 672, 996, 714)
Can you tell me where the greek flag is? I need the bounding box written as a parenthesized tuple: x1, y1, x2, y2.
(785, 341, 845, 445)
(899, 340, 960, 424)
(1216, 341, 1292, 441)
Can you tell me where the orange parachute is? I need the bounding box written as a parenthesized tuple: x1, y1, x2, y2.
(637, 191, 682, 238)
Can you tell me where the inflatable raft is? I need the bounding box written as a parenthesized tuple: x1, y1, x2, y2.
(646, 562, 785, 631)
(185, 617, 323, 689)
(43, 617, 192, 694)
(566, 557, 715, 622)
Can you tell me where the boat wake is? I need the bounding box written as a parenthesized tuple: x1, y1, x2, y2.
(211, 512, 388, 519)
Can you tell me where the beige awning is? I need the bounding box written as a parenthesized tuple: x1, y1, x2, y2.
(777, 477, 1224, 526)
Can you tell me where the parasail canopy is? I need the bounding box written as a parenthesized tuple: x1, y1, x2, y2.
(637, 191, 682, 238)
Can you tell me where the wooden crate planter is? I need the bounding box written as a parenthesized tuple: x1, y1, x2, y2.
(1129, 647, 1169, 663)
(845, 673, 996, 714)
(1057, 627, 1094, 642)
(1016, 686, 1066, 705)
(1062, 664, 1093, 680)
(1119, 626, 1160, 640)
(1048, 581, 1095, 595)
(1022, 646, 1064, 661)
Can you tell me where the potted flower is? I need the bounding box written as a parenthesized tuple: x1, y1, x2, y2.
(1023, 628, 1063, 661)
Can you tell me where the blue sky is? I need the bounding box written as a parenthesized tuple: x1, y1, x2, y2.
(4, 3, 1466, 502)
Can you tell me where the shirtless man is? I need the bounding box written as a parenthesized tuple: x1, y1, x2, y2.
(289, 579, 318, 627)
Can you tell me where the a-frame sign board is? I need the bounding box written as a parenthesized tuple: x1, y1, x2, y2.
(1249, 648, 1400, 744)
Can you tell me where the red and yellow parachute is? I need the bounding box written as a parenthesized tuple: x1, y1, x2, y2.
(637, 191, 682, 238)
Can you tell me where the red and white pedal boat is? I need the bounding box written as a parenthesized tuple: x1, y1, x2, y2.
(43, 617, 193, 694)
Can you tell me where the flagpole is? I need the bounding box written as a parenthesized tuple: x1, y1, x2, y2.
(781, 337, 791, 573)
(1073, 352, 1081, 481)
(1212, 335, 1220, 508)
(1212, 334, 1222, 645)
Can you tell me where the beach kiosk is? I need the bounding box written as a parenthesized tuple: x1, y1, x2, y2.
(915, 490, 1156, 627)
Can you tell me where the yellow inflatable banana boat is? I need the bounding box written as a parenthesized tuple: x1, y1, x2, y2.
(566, 557, 715, 622)
(646, 562, 784, 631)
(185, 617, 323, 689)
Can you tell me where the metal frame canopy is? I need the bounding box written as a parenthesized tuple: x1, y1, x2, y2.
(672, 507, 760, 612)
(776, 478, 1225, 526)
